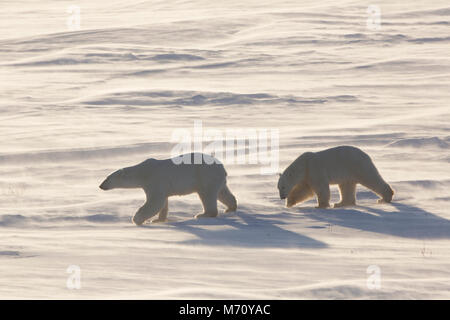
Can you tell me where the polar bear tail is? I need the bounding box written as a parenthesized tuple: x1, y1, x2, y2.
(218, 184, 237, 213)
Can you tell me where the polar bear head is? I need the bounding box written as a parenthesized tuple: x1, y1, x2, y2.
(277, 152, 313, 199)
(99, 167, 142, 190)
(100, 159, 159, 191)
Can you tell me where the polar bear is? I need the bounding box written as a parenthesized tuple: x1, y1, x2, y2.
(99, 153, 237, 225)
(278, 146, 394, 208)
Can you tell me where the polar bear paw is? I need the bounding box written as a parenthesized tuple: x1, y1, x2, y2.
(195, 212, 218, 218)
(334, 201, 355, 208)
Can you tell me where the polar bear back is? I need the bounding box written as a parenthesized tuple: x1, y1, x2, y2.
(141, 153, 227, 196)
(312, 146, 379, 184)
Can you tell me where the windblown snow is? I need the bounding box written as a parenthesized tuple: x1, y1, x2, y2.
(0, 0, 449, 299)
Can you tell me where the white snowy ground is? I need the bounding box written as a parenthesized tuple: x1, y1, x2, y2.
(0, 0, 449, 299)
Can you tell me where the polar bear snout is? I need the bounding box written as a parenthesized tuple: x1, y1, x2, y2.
(99, 179, 111, 191)
(279, 186, 287, 199)
(277, 174, 289, 199)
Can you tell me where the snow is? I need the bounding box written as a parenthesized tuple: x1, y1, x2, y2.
(0, 0, 449, 299)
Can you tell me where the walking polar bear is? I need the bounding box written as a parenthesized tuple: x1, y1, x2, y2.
(278, 146, 394, 208)
(99, 153, 237, 225)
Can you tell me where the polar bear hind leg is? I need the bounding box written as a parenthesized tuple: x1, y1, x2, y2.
(334, 182, 356, 208)
(218, 184, 237, 213)
(286, 183, 315, 208)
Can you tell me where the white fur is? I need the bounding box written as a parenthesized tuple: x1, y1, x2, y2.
(278, 146, 394, 208)
(100, 153, 237, 225)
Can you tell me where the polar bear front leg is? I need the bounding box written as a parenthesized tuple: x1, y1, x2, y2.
(218, 184, 237, 213)
(196, 190, 219, 218)
(334, 182, 356, 208)
(310, 181, 330, 208)
(316, 189, 330, 208)
(133, 191, 167, 225)
(152, 199, 168, 223)
(286, 182, 315, 208)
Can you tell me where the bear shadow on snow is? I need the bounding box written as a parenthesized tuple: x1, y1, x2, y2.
(301, 201, 450, 239)
(147, 208, 328, 249)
